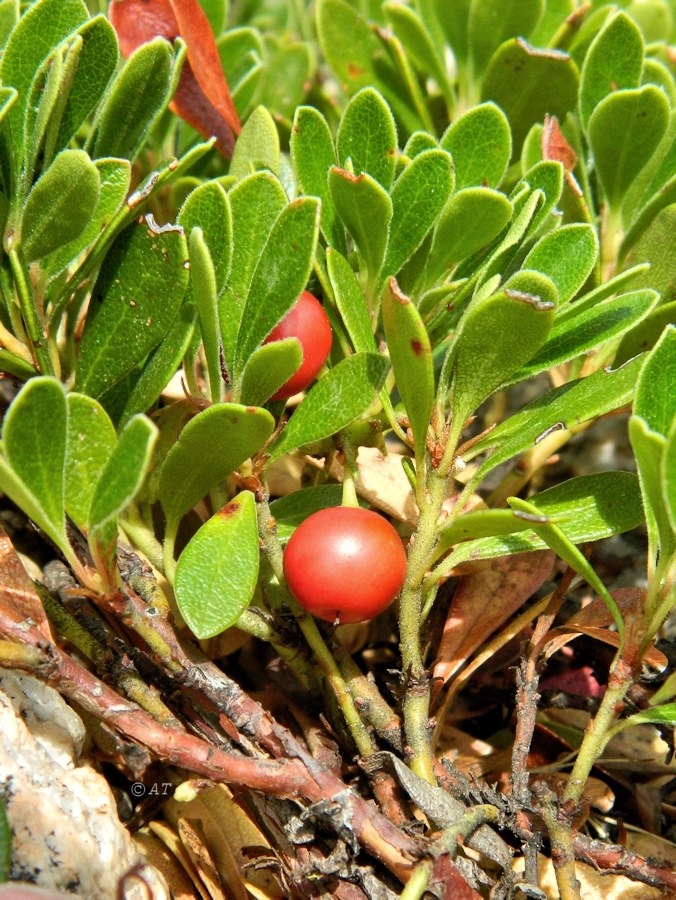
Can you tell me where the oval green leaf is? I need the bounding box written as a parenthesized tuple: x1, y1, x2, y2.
(65, 392, 116, 532)
(440, 102, 511, 189)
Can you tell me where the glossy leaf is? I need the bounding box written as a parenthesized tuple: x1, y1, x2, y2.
(448, 289, 555, 445)
(268, 353, 389, 461)
(589, 86, 670, 216)
(239, 338, 302, 407)
(188, 228, 221, 403)
(76, 220, 190, 398)
(634, 324, 676, 438)
(89, 414, 158, 577)
(440, 102, 511, 189)
(93, 37, 174, 161)
(481, 40, 579, 155)
(174, 491, 259, 639)
(55, 15, 120, 153)
(291, 106, 343, 250)
(109, 0, 240, 156)
(579, 11, 644, 128)
(229, 105, 280, 181)
(507, 289, 657, 385)
(1, 377, 67, 543)
(159, 403, 275, 529)
(522, 224, 598, 305)
(65, 393, 116, 532)
(233, 198, 320, 379)
(21, 149, 100, 261)
(382, 278, 433, 461)
(0, 0, 87, 170)
(336, 87, 397, 190)
(381, 149, 454, 283)
(447, 471, 644, 565)
(43, 158, 131, 279)
(119, 304, 197, 427)
(468, 0, 543, 75)
(178, 180, 232, 293)
(329, 167, 392, 283)
(326, 247, 377, 354)
(466, 355, 645, 481)
(427, 188, 513, 284)
(270, 485, 344, 542)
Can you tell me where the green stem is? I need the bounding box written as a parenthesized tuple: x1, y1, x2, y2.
(400, 469, 448, 783)
(6, 250, 54, 375)
(563, 661, 634, 805)
(121, 505, 165, 573)
(163, 523, 178, 586)
(538, 789, 581, 900)
(256, 494, 376, 757)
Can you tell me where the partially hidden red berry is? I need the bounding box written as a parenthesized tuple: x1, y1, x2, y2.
(283, 507, 407, 624)
(263, 290, 332, 401)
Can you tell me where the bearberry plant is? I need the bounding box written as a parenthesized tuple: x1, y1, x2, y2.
(0, 0, 674, 897)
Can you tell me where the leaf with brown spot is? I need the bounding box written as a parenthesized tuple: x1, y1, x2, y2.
(432, 550, 555, 690)
(0, 527, 53, 645)
(108, 0, 240, 156)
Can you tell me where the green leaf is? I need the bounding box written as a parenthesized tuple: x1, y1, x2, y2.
(382, 278, 433, 461)
(427, 188, 513, 284)
(233, 198, 320, 380)
(159, 404, 275, 530)
(88, 414, 158, 577)
(468, 0, 544, 75)
(503, 270, 559, 308)
(436, 469, 643, 560)
(440, 102, 511, 189)
(558, 262, 651, 320)
(316, 0, 422, 134)
(515, 160, 564, 234)
(383, 2, 452, 105)
(446, 471, 644, 565)
(579, 11, 644, 129)
(337, 87, 398, 190)
(1, 376, 66, 543)
(0, 0, 87, 171)
(174, 491, 259, 639)
(257, 42, 312, 122)
(507, 289, 657, 385)
(619, 705, 676, 730)
(522, 224, 599, 304)
(615, 300, 676, 365)
(481, 40, 579, 155)
(326, 247, 377, 353)
(42, 158, 131, 279)
(188, 228, 222, 403)
(664, 415, 676, 536)
(629, 415, 673, 561)
(622, 110, 676, 228)
(621, 203, 676, 305)
(634, 323, 676, 437)
(509, 494, 624, 637)
(65, 393, 116, 532)
(476, 189, 542, 286)
(268, 352, 389, 460)
(432, 0, 470, 64)
(229, 105, 280, 180)
(76, 220, 189, 399)
(329, 167, 393, 290)
(22, 40, 66, 186)
(269, 484, 344, 542)
(466, 355, 645, 480)
(381, 149, 454, 284)
(449, 289, 555, 444)
(404, 131, 438, 158)
(93, 37, 174, 161)
(178, 181, 232, 294)
(55, 15, 119, 153)
(291, 106, 343, 251)
(239, 338, 303, 407)
(589, 86, 670, 216)
(118, 304, 197, 427)
(0, 1, 19, 52)
(20, 149, 100, 262)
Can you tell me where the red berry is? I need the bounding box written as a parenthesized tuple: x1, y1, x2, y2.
(283, 507, 407, 624)
(263, 290, 332, 401)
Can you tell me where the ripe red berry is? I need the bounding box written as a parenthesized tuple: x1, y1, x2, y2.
(263, 290, 332, 401)
(283, 507, 407, 624)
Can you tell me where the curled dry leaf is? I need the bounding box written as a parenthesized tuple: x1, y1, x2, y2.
(0, 527, 53, 645)
(108, 0, 241, 156)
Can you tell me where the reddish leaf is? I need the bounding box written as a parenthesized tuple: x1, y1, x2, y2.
(108, 0, 241, 156)
(432, 551, 555, 691)
(0, 527, 53, 645)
